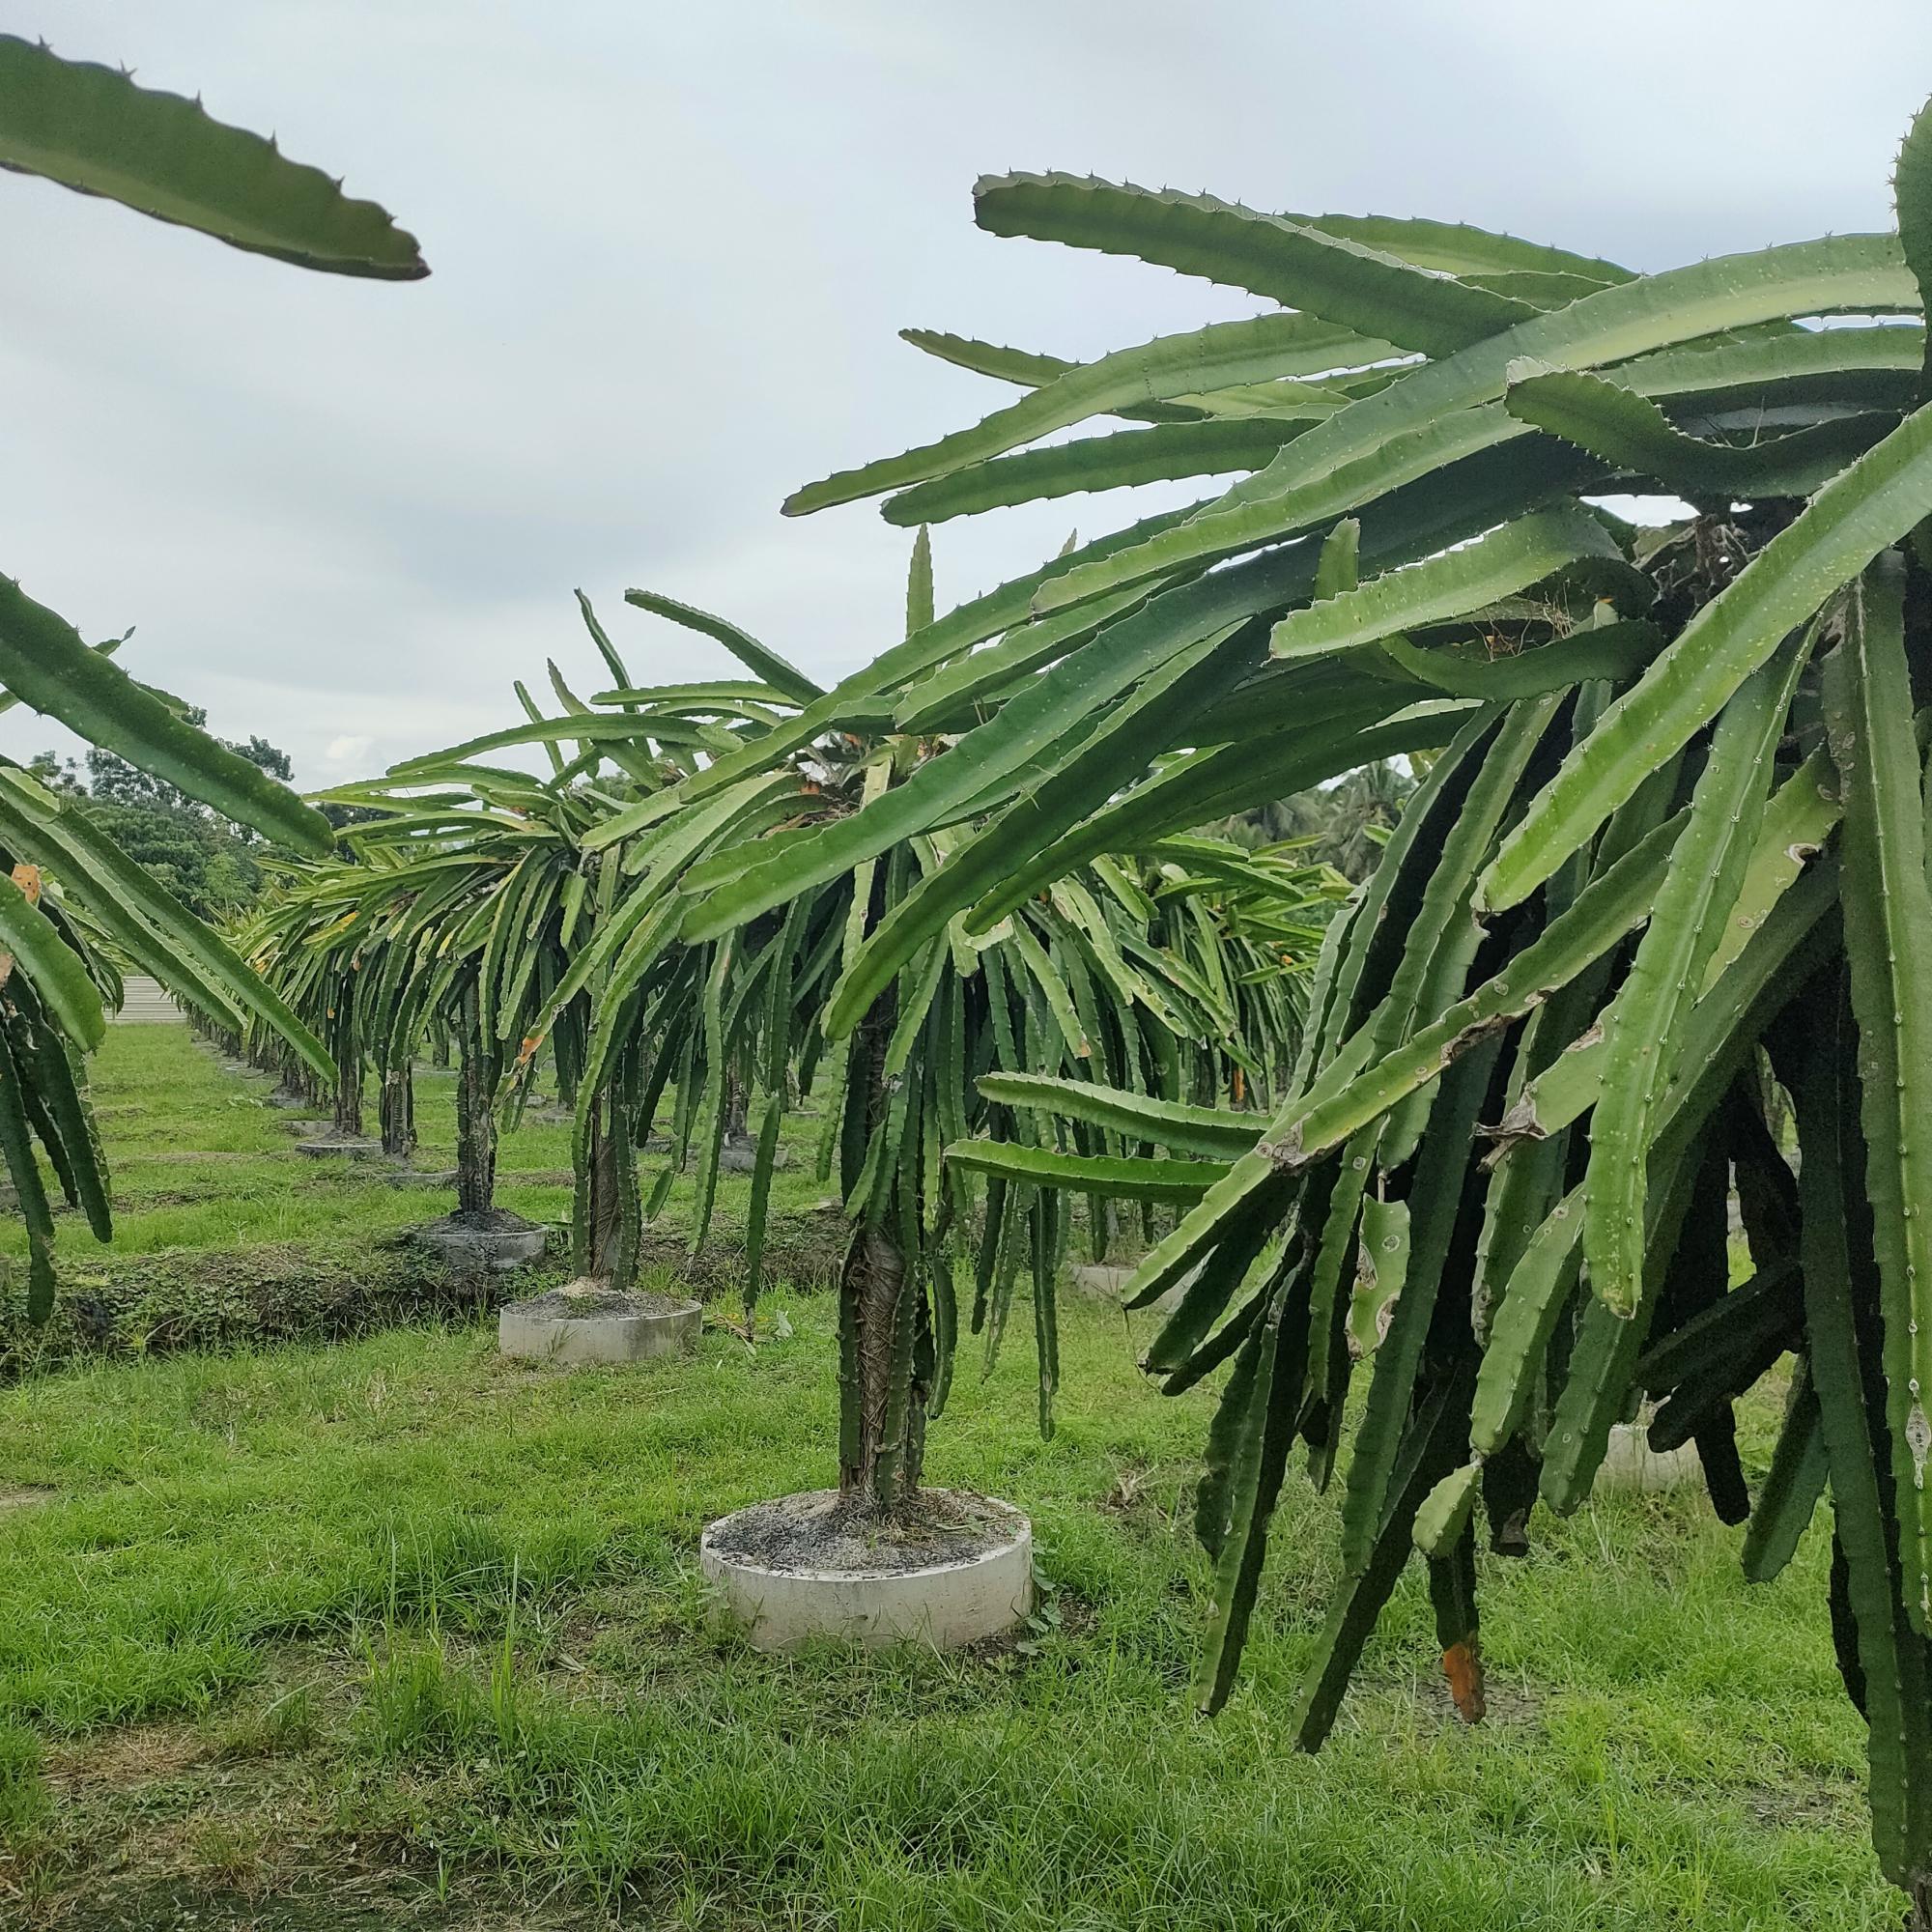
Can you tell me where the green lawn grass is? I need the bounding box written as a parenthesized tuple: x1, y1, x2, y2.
(6, 1025, 836, 1266)
(0, 1028, 1894, 1928)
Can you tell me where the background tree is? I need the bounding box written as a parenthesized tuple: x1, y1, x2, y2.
(59, 718, 298, 921)
(1215, 757, 1414, 881)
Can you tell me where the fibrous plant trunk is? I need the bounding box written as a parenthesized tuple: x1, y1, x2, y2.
(454, 983, 497, 1220)
(380, 1064, 415, 1160)
(584, 1102, 622, 1283)
(330, 990, 363, 1140)
(571, 1076, 639, 1290)
(838, 1219, 928, 1506)
(267, 1041, 312, 1111)
(836, 943, 928, 1512)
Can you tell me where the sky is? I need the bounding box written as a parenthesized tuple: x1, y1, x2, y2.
(7, 1, 1932, 792)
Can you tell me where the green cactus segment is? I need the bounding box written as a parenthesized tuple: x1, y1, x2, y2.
(1377, 618, 1661, 701)
(1313, 517, 1361, 599)
(0, 868, 103, 1050)
(1503, 361, 1897, 497)
(14, 1011, 111, 1243)
(624, 589, 824, 706)
(1636, 1260, 1804, 1412)
(1277, 212, 1633, 288)
(1468, 690, 1627, 1332)
(1790, 994, 1932, 1890)
(1268, 504, 1638, 662)
(1471, 1090, 1570, 1347)
(1347, 1194, 1410, 1358)
(0, 769, 330, 1077)
(972, 175, 1537, 355)
(1290, 719, 1513, 1391)
(1027, 236, 1914, 614)
(899, 329, 1082, 390)
(1413, 1461, 1483, 1559)
(1513, 971, 1811, 1503)
(973, 1072, 1261, 1158)
(1193, 1312, 1268, 1561)
(0, 629, 127, 716)
(786, 312, 1386, 516)
(1479, 395, 1932, 912)
(1509, 841, 1839, 1149)
(1582, 629, 1809, 1319)
(883, 418, 1309, 526)
(942, 1140, 1227, 1204)
(1824, 555, 1932, 1634)
(0, 35, 425, 278)
(898, 330, 1239, 426)
(894, 581, 1170, 731)
(1192, 1277, 1310, 1715)
(0, 576, 331, 855)
(1338, 1039, 1497, 1574)
(741, 1083, 783, 1296)
(1894, 94, 1932, 394)
(911, 311, 1410, 390)
(905, 525, 935, 637)
(1740, 1362, 1829, 1585)
(1267, 811, 1678, 1169)
(0, 1019, 58, 1321)
(1290, 1362, 1476, 1744)
(1699, 748, 1840, 992)
(1470, 1186, 1584, 1455)
(1540, 1172, 1690, 1516)
(1377, 696, 1567, 1169)
(818, 631, 1262, 1032)
(1626, 323, 1923, 414)
(1270, 709, 1507, 1276)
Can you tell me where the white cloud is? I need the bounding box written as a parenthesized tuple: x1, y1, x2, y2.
(4, 0, 1929, 791)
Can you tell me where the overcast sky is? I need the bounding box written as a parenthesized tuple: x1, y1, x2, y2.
(7, 1, 1932, 790)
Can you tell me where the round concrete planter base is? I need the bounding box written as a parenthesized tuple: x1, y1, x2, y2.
(700, 1490, 1032, 1652)
(1597, 1419, 1702, 1494)
(414, 1212, 547, 1275)
(1066, 1260, 1199, 1317)
(498, 1285, 700, 1365)
(294, 1133, 384, 1159)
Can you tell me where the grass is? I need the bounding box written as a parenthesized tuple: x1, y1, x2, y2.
(0, 1027, 1898, 1927)
(4, 1024, 837, 1265)
(0, 1028, 843, 1370)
